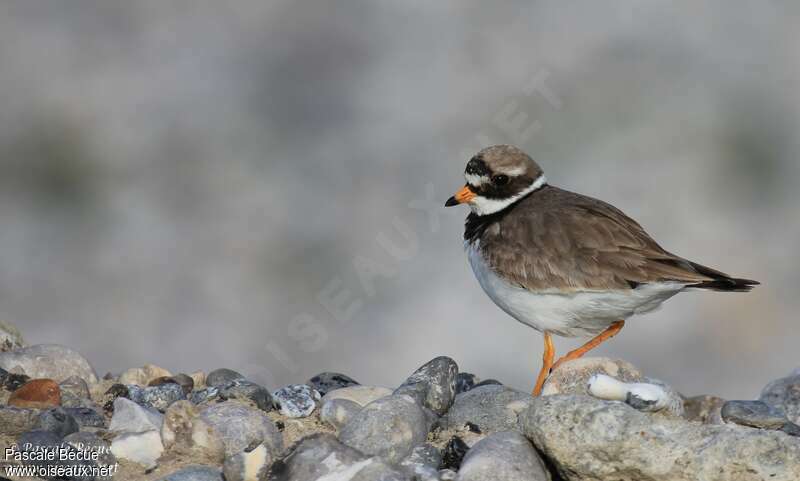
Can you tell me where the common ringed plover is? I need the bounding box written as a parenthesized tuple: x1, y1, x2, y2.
(445, 145, 759, 396)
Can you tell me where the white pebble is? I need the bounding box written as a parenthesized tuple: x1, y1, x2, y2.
(587, 374, 669, 412)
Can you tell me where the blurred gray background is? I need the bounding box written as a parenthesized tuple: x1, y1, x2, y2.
(1, 1, 797, 399)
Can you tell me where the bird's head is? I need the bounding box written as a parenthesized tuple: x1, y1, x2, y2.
(445, 145, 546, 216)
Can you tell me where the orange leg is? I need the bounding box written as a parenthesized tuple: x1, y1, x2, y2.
(551, 320, 625, 372)
(532, 332, 555, 396)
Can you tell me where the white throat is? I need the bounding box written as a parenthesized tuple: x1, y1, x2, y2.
(469, 175, 547, 216)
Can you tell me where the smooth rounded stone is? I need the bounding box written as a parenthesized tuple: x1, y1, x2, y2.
(339, 394, 433, 464)
(156, 466, 223, 481)
(439, 469, 458, 480)
(0, 320, 25, 352)
(455, 373, 477, 395)
(320, 398, 362, 430)
(9, 378, 61, 409)
(59, 375, 92, 408)
(394, 356, 459, 416)
(441, 436, 469, 471)
(0, 366, 30, 391)
(520, 394, 800, 481)
(162, 400, 199, 450)
(191, 386, 220, 404)
(18, 430, 98, 480)
(272, 384, 321, 418)
(128, 382, 187, 412)
(219, 379, 274, 413)
(761, 373, 800, 424)
(684, 395, 726, 424)
(65, 406, 107, 429)
(0, 406, 38, 436)
(0, 344, 98, 384)
(66, 431, 117, 474)
(119, 363, 172, 386)
(192, 401, 283, 459)
(206, 368, 245, 388)
(320, 385, 393, 407)
(542, 357, 643, 396)
(456, 431, 550, 481)
(111, 429, 164, 468)
(34, 407, 80, 438)
(721, 400, 792, 430)
(399, 444, 442, 480)
(223, 442, 273, 481)
(308, 372, 360, 396)
(152, 373, 194, 395)
(273, 433, 409, 481)
(109, 397, 164, 434)
(440, 384, 532, 434)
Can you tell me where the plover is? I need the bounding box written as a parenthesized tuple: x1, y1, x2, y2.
(445, 145, 758, 396)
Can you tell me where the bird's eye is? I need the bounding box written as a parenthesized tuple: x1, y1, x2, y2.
(492, 175, 509, 186)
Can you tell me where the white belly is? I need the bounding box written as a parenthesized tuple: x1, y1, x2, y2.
(467, 243, 685, 337)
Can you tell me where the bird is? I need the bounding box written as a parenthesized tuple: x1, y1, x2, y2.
(445, 145, 759, 396)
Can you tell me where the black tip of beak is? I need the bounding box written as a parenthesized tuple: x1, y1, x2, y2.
(445, 196, 458, 207)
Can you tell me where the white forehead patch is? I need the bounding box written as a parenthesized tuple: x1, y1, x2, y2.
(465, 173, 490, 188)
(498, 165, 527, 176)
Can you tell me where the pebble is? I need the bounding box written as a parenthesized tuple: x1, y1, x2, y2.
(128, 382, 187, 412)
(190, 386, 220, 404)
(456, 431, 550, 481)
(189, 371, 207, 388)
(119, 363, 172, 386)
(320, 397, 362, 430)
(0, 320, 25, 352)
(0, 406, 38, 436)
(223, 442, 273, 481)
(588, 374, 681, 414)
(542, 356, 643, 396)
(394, 356, 459, 416)
(273, 433, 408, 481)
(65, 431, 117, 476)
(111, 429, 164, 468)
(721, 400, 794, 431)
(59, 375, 92, 408)
(441, 436, 469, 470)
(0, 344, 98, 384)
(760, 372, 800, 425)
(109, 397, 164, 434)
(440, 384, 532, 434)
(683, 395, 726, 424)
(9, 378, 62, 409)
(320, 385, 393, 407)
(151, 373, 194, 395)
(455, 373, 477, 395)
(161, 400, 199, 450)
(272, 384, 320, 418)
(439, 469, 458, 480)
(0, 366, 30, 391)
(339, 394, 433, 464)
(307, 372, 360, 396)
(103, 383, 131, 412)
(218, 379, 274, 412)
(156, 466, 223, 481)
(399, 443, 442, 480)
(206, 368, 245, 387)
(34, 407, 80, 438)
(65, 406, 107, 429)
(191, 401, 283, 459)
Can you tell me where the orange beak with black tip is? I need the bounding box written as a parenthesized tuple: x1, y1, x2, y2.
(445, 185, 477, 207)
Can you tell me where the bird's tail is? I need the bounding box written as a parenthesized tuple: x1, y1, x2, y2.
(685, 261, 760, 292)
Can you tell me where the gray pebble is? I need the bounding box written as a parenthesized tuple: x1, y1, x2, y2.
(0, 344, 98, 384)
(65, 406, 107, 429)
(219, 379, 274, 413)
(399, 443, 442, 480)
(457, 431, 550, 481)
(339, 394, 433, 464)
(308, 372, 360, 396)
(193, 401, 283, 458)
(455, 373, 477, 395)
(156, 465, 223, 481)
(394, 356, 458, 416)
(721, 400, 791, 430)
(129, 382, 186, 412)
(34, 407, 80, 438)
(0, 406, 38, 437)
(320, 397, 362, 430)
(272, 384, 320, 418)
(59, 375, 92, 408)
(190, 386, 220, 404)
(440, 385, 532, 434)
(206, 368, 245, 387)
(761, 373, 800, 425)
(109, 397, 163, 434)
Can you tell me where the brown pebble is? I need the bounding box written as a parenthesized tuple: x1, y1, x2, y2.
(9, 379, 62, 409)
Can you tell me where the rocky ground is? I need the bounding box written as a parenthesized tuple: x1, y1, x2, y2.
(2, 321, 800, 481)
